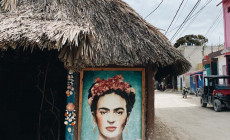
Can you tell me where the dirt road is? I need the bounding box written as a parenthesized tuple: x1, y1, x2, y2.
(155, 90, 230, 140)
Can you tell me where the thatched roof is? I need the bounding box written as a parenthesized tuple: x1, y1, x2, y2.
(0, 0, 191, 77)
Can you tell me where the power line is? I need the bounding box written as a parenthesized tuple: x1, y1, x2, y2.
(170, 0, 201, 42)
(178, 0, 213, 36)
(144, 0, 164, 19)
(210, 18, 223, 33)
(171, 0, 189, 31)
(165, 0, 185, 35)
(205, 9, 222, 36)
(185, 13, 222, 59)
(185, 0, 212, 22)
(170, 0, 201, 41)
(205, 0, 230, 36)
(181, 0, 229, 36)
(180, 0, 229, 58)
(168, 0, 212, 34)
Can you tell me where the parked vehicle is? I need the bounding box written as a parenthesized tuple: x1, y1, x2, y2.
(200, 75, 230, 112)
(182, 87, 189, 99)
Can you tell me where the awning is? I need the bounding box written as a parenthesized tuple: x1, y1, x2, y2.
(184, 70, 203, 76)
(221, 48, 230, 55)
(192, 74, 202, 77)
(192, 74, 202, 81)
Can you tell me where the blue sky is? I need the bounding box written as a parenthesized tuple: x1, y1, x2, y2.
(123, 0, 224, 46)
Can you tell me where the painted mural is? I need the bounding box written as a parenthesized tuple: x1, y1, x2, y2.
(79, 69, 144, 140)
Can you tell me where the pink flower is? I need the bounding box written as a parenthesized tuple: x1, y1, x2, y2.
(94, 77, 101, 82)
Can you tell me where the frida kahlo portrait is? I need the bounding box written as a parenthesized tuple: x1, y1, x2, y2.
(80, 70, 143, 140)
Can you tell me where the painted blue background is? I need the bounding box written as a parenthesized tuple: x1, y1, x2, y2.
(81, 71, 142, 140)
(65, 71, 75, 140)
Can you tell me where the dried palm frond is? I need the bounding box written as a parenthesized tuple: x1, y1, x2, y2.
(1, 0, 17, 11)
(0, 0, 191, 77)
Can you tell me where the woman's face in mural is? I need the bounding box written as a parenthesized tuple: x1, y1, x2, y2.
(93, 93, 128, 139)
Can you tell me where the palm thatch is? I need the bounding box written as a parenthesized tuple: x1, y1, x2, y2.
(0, 0, 191, 76)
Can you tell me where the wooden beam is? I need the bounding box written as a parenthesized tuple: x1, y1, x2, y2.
(146, 65, 157, 140)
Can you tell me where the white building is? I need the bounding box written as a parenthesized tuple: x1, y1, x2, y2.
(177, 45, 221, 91)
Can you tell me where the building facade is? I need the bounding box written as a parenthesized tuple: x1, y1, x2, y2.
(177, 45, 220, 91)
(223, 0, 230, 48)
(220, 0, 230, 75)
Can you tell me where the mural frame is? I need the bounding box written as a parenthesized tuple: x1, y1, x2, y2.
(78, 68, 146, 140)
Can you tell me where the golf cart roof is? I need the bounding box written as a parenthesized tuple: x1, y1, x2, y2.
(204, 75, 230, 79)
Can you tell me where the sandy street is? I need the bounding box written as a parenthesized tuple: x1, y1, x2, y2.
(154, 90, 230, 140)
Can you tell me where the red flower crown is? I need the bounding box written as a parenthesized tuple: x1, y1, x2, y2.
(88, 75, 135, 106)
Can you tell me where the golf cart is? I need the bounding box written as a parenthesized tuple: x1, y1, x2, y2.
(200, 75, 230, 112)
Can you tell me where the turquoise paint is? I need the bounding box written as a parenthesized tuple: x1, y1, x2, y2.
(65, 71, 75, 140)
(204, 64, 211, 75)
(81, 71, 142, 140)
(212, 62, 218, 75)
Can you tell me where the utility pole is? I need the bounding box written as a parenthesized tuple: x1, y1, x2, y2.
(202, 44, 206, 57)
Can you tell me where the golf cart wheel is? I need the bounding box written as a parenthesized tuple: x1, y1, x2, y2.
(214, 99, 222, 112)
(201, 98, 207, 107)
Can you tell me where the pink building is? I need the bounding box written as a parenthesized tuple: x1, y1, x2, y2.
(222, 0, 230, 48)
(218, 0, 230, 75)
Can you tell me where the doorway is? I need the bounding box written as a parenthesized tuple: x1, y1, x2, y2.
(0, 48, 67, 140)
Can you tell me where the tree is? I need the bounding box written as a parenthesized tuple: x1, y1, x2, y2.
(174, 34, 208, 48)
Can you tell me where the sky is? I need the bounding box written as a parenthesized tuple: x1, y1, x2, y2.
(122, 0, 224, 46)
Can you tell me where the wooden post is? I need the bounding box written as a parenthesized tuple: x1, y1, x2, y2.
(172, 75, 176, 90)
(146, 65, 157, 140)
(73, 72, 80, 140)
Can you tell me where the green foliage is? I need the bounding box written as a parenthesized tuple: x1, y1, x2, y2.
(174, 34, 208, 48)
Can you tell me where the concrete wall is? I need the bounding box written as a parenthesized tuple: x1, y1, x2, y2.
(177, 45, 220, 72)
